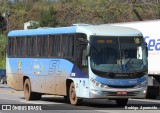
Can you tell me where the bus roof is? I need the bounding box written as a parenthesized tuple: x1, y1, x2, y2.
(76, 25, 142, 37)
(8, 25, 142, 37)
(8, 26, 77, 37)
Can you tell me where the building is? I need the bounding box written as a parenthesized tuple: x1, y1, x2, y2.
(24, 21, 39, 30)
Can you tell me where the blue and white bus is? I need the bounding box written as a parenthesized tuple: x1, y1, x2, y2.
(7, 24, 148, 106)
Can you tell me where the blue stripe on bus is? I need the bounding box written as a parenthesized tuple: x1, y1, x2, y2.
(95, 76, 146, 86)
(8, 26, 77, 37)
(71, 65, 89, 78)
(7, 58, 89, 79)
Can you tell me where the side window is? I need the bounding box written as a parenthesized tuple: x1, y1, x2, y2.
(75, 33, 88, 65)
(8, 38, 11, 57)
(17, 37, 21, 57)
(26, 36, 37, 57)
(26, 37, 31, 57)
(49, 34, 75, 58)
(37, 35, 49, 57)
(55, 35, 61, 57)
(16, 37, 25, 57)
(61, 35, 68, 57)
(49, 35, 56, 57)
(8, 37, 17, 57)
(37, 36, 41, 57)
(61, 34, 75, 58)
(49, 35, 55, 57)
(49, 35, 61, 57)
(14, 37, 17, 57)
(31, 36, 37, 57)
(21, 37, 25, 57)
(75, 33, 88, 74)
(8, 38, 13, 57)
(69, 34, 75, 57)
(41, 36, 49, 57)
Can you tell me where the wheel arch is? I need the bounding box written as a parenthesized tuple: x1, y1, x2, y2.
(66, 79, 74, 95)
(23, 76, 30, 90)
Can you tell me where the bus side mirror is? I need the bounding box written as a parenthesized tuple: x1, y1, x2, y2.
(78, 38, 88, 45)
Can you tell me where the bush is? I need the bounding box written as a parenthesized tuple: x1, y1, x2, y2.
(40, 7, 58, 27)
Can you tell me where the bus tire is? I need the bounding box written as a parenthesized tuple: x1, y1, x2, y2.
(32, 92, 42, 100)
(67, 82, 82, 105)
(146, 86, 159, 99)
(24, 79, 42, 100)
(64, 96, 67, 101)
(115, 99, 128, 107)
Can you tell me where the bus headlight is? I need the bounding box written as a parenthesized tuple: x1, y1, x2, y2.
(134, 81, 147, 88)
(90, 78, 109, 88)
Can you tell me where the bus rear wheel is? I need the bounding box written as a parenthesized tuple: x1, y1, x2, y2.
(67, 82, 82, 105)
(24, 79, 41, 100)
(115, 99, 128, 107)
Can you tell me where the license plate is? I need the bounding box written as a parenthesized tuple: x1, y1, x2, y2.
(117, 91, 127, 95)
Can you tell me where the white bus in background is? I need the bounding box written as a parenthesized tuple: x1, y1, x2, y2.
(110, 20, 160, 99)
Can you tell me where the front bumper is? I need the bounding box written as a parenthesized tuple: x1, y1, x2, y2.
(89, 87, 147, 99)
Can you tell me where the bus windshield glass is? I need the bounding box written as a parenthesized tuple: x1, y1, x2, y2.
(90, 36, 147, 74)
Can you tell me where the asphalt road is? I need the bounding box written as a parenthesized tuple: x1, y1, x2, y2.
(0, 84, 160, 113)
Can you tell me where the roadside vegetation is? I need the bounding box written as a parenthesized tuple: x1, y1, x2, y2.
(0, 34, 6, 69)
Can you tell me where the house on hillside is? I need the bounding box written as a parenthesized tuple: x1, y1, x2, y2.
(24, 21, 39, 30)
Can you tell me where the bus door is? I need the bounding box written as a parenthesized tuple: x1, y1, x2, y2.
(77, 49, 89, 98)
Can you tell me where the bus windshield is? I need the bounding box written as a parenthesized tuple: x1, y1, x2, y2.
(90, 36, 147, 75)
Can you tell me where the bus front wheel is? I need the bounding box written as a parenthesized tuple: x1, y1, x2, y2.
(67, 82, 82, 105)
(24, 79, 41, 100)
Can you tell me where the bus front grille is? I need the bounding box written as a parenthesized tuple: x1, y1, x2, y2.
(107, 85, 136, 88)
(102, 91, 139, 96)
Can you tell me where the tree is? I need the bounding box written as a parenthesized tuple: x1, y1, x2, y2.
(40, 7, 58, 27)
(0, 34, 6, 68)
(132, 0, 143, 21)
(0, 16, 6, 32)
